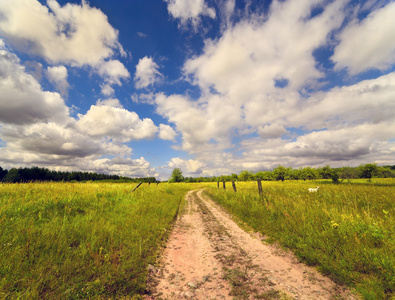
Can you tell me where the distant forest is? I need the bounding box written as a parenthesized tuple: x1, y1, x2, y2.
(0, 164, 394, 184)
(0, 166, 156, 183)
(181, 164, 395, 183)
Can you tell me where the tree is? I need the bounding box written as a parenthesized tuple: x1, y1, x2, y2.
(359, 163, 378, 179)
(0, 166, 7, 181)
(3, 168, 21, 183)
(169, 168, 184, 183)
(238, 170, 253, 181)
(318, 165, 332, 179)
(273, 165, 289, 181)
(300, 167, 317, 181)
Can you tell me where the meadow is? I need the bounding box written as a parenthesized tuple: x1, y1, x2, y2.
(205, 179, 395, 299)
(0, 181, 200, 299)
(1, 179, 394, 299)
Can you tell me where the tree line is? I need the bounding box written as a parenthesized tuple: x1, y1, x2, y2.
(0, 166, 157, 183)
(170, 164, 395, 183)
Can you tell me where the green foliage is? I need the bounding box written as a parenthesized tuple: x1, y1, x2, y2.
(0, 182, 195, 299)
(318, 165, 332, 179)
(0, 166, 156, 183)
(359, 163, 378, 179)
(169, 168, 184, 183)
(205, 179, 395, 299)
(238, 170, 253, 181)
(272, 165, 290, 181)
(3, 168, 21, 183)
(0, 166, 7, 181)
(330, 170, 341, 184)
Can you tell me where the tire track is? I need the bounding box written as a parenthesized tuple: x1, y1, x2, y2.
(145, 190, 358, 300)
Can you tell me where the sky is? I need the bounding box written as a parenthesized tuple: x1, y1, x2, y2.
(0, 0, 394, 180)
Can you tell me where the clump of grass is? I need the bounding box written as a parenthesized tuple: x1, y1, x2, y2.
(205, 179, 395, 299)
(0, 182, 197, 299)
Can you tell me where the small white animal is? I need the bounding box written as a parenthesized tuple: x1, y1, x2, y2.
(308, 186, 319, 192)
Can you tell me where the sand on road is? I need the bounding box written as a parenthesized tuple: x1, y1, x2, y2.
(145, 189, 358, 300)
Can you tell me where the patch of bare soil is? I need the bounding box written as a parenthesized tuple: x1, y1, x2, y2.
(145, 190, 358, 300)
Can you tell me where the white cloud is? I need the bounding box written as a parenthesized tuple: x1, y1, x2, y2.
(168, 157, 206, 175)
(289, 72, 395, 130)
(155, 93, 239, 153)
(97, 60, 130, 86)
(0, 47, 69, 125)
(152, 0, 395, 174)
(218, 0, 235, 29)
(134, 57, 163, 89)
(165, 0, 216, 29)
(0, 0, 129, 96)
(155, 0, 347, 152)
(0, 0, 124, 66)
(184, 0, 346, 97)
(332, 2, 395, 74)
(257, 124, 288, 139)
(77, 100, 158, 142)
(100, 84, 115, 96)
(159, 124, 177, 141)
(47, 65, 69, 96)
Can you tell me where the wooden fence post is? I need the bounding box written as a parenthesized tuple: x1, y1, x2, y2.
(223, 181, 226, 189)
(132, 182, 142, 192)
(217, 181, 219, 189)
(232, 181, 237, 192)
(257, 179, 263, 198)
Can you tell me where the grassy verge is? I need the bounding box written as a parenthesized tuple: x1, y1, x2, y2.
(205, 179, 395, 299)
(0, 182, 197, 299)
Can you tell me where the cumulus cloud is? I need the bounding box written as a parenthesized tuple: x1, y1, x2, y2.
(165, 0, 216, 29)
(0, 41, 158, 178)
(184, 0, 346, 97)
(96, 59, 130, 95)
(47, 65, 69, 96)
(155, 0, 347, 152)
(332, 1, 395, 74)
(0, 46, 69, 125)
(152, 0, 395, 174)
(289, 72, 395, 130)
(257, 124, 288, 139)
(159, 124, 177, 141)
(134, 57, 163, 89)
(77, 100, 158, 142)
(0, 0, 125, 66)
(168, 157, 206, 175)
(155, 93, 239, 153)
(0, 0, 129, 95)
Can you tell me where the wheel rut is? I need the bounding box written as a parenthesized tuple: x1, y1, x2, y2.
(145, 190, 358, 300)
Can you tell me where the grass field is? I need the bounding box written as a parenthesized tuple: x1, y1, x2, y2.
(1, 179, 394, 299)
(205, 179, 395, 299)
(0, 182, 201, 299)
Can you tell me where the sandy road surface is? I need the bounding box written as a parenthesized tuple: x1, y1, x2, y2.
(145, 190, 358, 299)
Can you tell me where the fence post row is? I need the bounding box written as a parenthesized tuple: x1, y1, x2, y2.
(232, 181, 237, 193)
(257, 179, 263, 198)
(132, 182, 143, 192)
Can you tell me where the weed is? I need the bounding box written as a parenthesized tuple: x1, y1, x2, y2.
(0, 182, 202, 299)
(205, 179, 395, 299)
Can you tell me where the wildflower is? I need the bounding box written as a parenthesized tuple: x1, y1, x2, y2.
(331, 221, 339, 229)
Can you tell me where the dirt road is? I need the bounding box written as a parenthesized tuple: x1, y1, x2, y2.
(146, 190, 357, 299)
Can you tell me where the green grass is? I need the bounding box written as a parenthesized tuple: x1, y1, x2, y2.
(205, 179, 395, 299)
(0, 182, 199, 299)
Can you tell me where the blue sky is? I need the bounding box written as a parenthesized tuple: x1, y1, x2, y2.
(0, 0, 394, 180)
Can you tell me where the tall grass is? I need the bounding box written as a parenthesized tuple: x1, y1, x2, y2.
(205, 179, 395, 299)
(0, 182, 197, 299)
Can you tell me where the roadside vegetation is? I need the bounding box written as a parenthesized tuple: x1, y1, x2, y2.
(0, 181, 198, 299)
(205, 179, 395, 299)
(1, 163, 394, 299)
